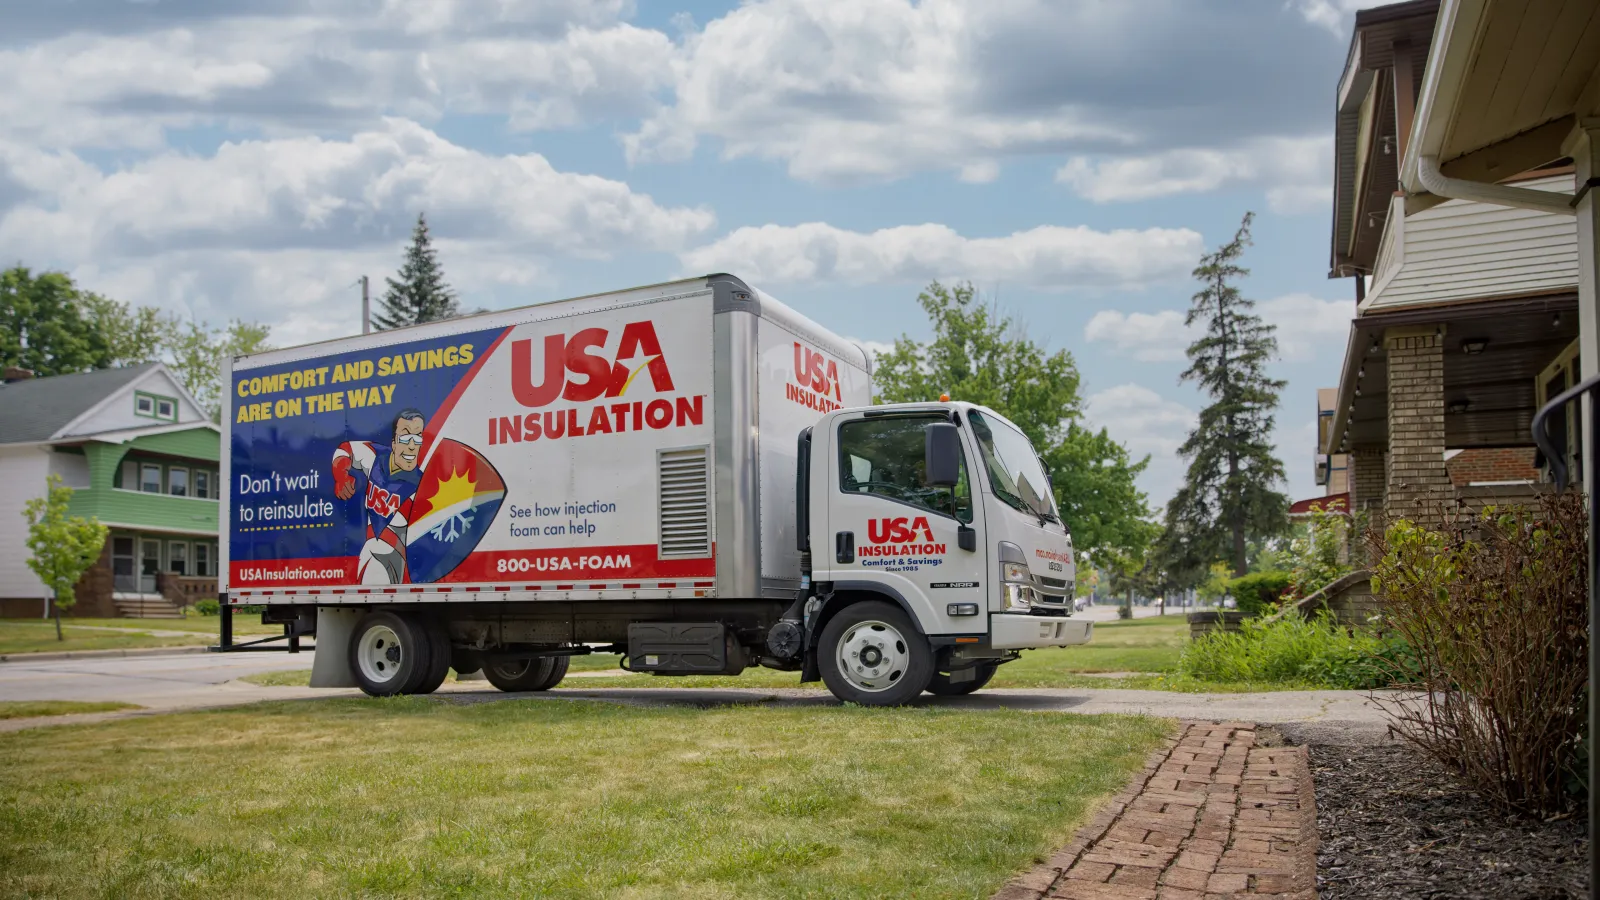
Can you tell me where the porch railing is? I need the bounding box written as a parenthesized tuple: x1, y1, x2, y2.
(1530, 372, 1600, 895)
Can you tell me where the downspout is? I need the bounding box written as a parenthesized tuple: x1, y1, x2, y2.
(1414, 154, 1576, 216)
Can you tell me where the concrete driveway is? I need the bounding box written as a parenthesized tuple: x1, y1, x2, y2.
(0, 648, 1394, 741)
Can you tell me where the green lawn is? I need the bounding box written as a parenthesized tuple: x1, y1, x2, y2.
(0, 698, 1170, 899)
(0, 701, 142, 720)
(0, 616, 284, 656)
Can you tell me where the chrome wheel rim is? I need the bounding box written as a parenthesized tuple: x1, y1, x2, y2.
(837, 619, 910, 693)
(357, 624, 405, 684)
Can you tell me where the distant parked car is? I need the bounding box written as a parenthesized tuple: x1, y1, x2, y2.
(1074, 596, 1088, 613)
(1221, 596, 1237, 610)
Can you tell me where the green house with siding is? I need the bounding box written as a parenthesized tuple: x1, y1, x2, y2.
(0, 363, 220, 618)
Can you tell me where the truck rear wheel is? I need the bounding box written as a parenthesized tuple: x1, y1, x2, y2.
(484, 657, 562, 692)
(535, 656, 569, 690)
(926, 662, 998, 696)
(410, 618, 453, 695)
(349, 611, 430, 697)
(818, 601, 933, 706)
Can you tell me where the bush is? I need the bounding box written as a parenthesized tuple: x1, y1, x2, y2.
(194, 598, 220, 616)
(1177, 613, 1387, 687)
(1226, 570, 1292, 616)
(1369, 493, 1588, 816)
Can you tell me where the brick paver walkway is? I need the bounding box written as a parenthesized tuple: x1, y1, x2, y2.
(994, 722, 1316, 900)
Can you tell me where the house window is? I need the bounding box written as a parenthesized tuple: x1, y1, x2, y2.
(168, 467, 189, 497)
(140, 463, 163, 493)
(112, 537, 136, 593)
(118, 460, 137, 490)
(168, 541, 188, 576)
(194, 470, 211, 499)
(194, 543, 211, 578)
(135, 391, 178, 422)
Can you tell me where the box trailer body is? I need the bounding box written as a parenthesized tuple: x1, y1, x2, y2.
(221, 274, 1088, 705)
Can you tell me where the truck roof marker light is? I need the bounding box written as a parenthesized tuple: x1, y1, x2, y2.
(939, 393, 950, 402)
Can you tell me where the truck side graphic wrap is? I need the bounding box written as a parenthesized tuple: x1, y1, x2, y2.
(229, 291, 715, 589)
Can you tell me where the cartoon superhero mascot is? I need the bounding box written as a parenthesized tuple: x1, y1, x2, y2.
(332, 408, 426, 584)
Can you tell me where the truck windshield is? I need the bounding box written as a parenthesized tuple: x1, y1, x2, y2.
(967, 410, 1057, 521)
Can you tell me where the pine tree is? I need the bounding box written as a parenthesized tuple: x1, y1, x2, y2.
(373, 213, 458, 330)
(1160, 212, 1289, 579)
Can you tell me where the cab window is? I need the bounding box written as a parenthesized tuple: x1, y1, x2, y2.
(837, 415, 973, 523)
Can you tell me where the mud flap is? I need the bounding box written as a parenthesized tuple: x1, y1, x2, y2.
(309, 607, 362, 688)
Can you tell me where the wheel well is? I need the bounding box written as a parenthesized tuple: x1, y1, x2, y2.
(811, 586, 925, 645)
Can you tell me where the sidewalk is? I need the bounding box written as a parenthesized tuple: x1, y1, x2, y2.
(994, 722, 1316, 900)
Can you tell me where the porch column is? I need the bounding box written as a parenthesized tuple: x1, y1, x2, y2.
(1349, 445, 1387, 517)
(1385, 325, 1452, 523)
(1568, 121, 1600, 490)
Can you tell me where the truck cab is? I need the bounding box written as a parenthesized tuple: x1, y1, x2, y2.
(796, 400, 1090, 704)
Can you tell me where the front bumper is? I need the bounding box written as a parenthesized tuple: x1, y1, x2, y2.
(989, 614, 1092, 650)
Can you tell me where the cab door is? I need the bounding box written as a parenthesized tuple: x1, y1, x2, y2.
(822, 411, 986, 635)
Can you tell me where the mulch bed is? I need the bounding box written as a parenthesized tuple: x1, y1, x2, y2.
(1308, 742, 1588, 899)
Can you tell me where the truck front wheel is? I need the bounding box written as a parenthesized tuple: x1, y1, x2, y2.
(348, 611, 431, 697)
(818, 601, 933, 706)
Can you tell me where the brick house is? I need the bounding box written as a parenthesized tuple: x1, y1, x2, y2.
(0, 364, 221, 618)
(1319, 0, 1590, 523)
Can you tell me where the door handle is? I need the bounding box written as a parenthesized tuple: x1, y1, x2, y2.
(836, 531, 855, 564)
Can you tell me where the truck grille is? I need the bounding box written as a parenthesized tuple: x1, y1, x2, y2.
(658, 446, 711, 557)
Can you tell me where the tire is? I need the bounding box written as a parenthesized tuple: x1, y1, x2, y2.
(818, 601, 934, 706)
(926, 662, 998, 696)
(533, 656, 569, 690)
(411, 618, 452, 695)
(348, 611, 431, 697)
(483, 657, 558, 692)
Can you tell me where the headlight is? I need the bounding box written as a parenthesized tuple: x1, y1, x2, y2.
(1001, 561, 1030, 583)
(1002, 583, 1034, 611)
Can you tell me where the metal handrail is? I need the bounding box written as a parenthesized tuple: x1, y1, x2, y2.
(1530, 372, 1599, 896)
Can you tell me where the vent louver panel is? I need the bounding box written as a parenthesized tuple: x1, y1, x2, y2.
(658, 446, 711, 558)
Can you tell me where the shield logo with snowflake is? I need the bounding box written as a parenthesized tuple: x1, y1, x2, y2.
(404, 439, 506, 583)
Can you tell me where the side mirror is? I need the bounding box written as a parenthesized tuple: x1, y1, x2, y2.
(924, 422, 961, 487)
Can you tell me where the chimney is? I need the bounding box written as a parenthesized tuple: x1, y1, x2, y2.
(3, 366, 34, 383)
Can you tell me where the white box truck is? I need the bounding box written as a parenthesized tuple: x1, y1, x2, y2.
(221, 274, 1090, 705)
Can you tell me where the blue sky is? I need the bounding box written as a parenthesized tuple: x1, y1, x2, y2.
(0, 0, 1379, 509)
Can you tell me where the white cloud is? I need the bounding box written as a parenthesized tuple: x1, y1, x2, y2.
(1083, 294, 1351, 364)
(1085, 383, 1197, 506)
(0, 119, 714, 344)
(1056, 135, 1330, 213)
(1290, 0, 1387, 35)
(0, 6, 673, 150)
(1083, 309, 1194, 362)
(679, 222, 1201, 289)
(1258, 293, 1351, 359)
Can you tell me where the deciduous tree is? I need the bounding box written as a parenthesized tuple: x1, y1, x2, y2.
(23, 475, 109, 640)
(874, 281, 1152, 562)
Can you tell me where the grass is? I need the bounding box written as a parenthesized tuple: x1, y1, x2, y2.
(245, 616, 1327, 693)
(0, 698, 1170, 899)
(0, 616, 284, 655)
(0, 701, 142, 720)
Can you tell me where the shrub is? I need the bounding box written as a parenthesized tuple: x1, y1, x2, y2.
(1177, 613, 1386, 687)
(1226, 570, 1292, 616)
(194, 598, 220, 616)
(1287, 509, 1353, 598)
(1368, 493, 1588, 816)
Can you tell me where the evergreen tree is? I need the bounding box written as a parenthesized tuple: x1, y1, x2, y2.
(1160, 213, 1289, 579)
(373, 213, 458, 330)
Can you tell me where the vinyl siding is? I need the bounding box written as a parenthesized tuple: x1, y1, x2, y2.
(1362, 173, 1577, 313)
(0, 446, 52, 599)
(61, 369, 206, 438)
(67, 439, 219, 536)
